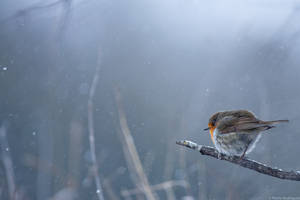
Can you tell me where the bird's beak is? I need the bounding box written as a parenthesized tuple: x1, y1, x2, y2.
(203, 127, 209, 131)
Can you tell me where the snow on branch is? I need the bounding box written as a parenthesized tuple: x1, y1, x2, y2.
(176, 140, 300, 181)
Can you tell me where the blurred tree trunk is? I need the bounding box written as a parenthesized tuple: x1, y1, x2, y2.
(67, 120, 83, 188)
(36, 111, 54, 200)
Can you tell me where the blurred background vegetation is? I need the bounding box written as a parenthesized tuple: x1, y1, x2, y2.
(1, 0, 300, 199)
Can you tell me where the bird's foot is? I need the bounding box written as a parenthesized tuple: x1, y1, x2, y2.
(238, 153, 247, 162)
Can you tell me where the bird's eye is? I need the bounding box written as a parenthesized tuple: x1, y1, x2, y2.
(212, 119, 216, 126)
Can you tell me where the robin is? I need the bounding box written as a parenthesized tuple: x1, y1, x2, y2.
(204, 110, 288, 159)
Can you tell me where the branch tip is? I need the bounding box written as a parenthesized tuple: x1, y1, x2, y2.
(176, 140, 202, 151)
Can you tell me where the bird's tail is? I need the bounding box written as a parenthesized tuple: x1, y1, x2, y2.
(262, 119, 289, 125)
(255, 119, 289, 132)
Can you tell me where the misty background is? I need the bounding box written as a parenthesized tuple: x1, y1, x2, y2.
(0, 0, 300, 199)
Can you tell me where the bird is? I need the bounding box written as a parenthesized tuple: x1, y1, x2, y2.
(204, 110, 288, 159)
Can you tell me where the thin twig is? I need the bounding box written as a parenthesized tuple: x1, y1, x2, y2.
(121, 180, 188, 198)
(0, 125, 16, 200)
(114, 88, 157, 200)
(1, 0, 69, 23)
(102, 178, 120, 200)
(87, 50, 105, 200)
(176, 140, 300, 181)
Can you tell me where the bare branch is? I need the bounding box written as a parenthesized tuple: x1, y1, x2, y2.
(176, 140, 300, 181)
(87, 50, 105, 200)
(102, 178, 120, 200)
(121, 180, 188, 198)
(114, 88, 158, 200)
(0, 0, 62, 24)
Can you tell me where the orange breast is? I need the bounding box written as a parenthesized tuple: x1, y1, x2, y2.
(209, 127, 216, 144)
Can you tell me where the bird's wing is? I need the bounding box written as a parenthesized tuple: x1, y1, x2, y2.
(217, 116, 272, 134)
